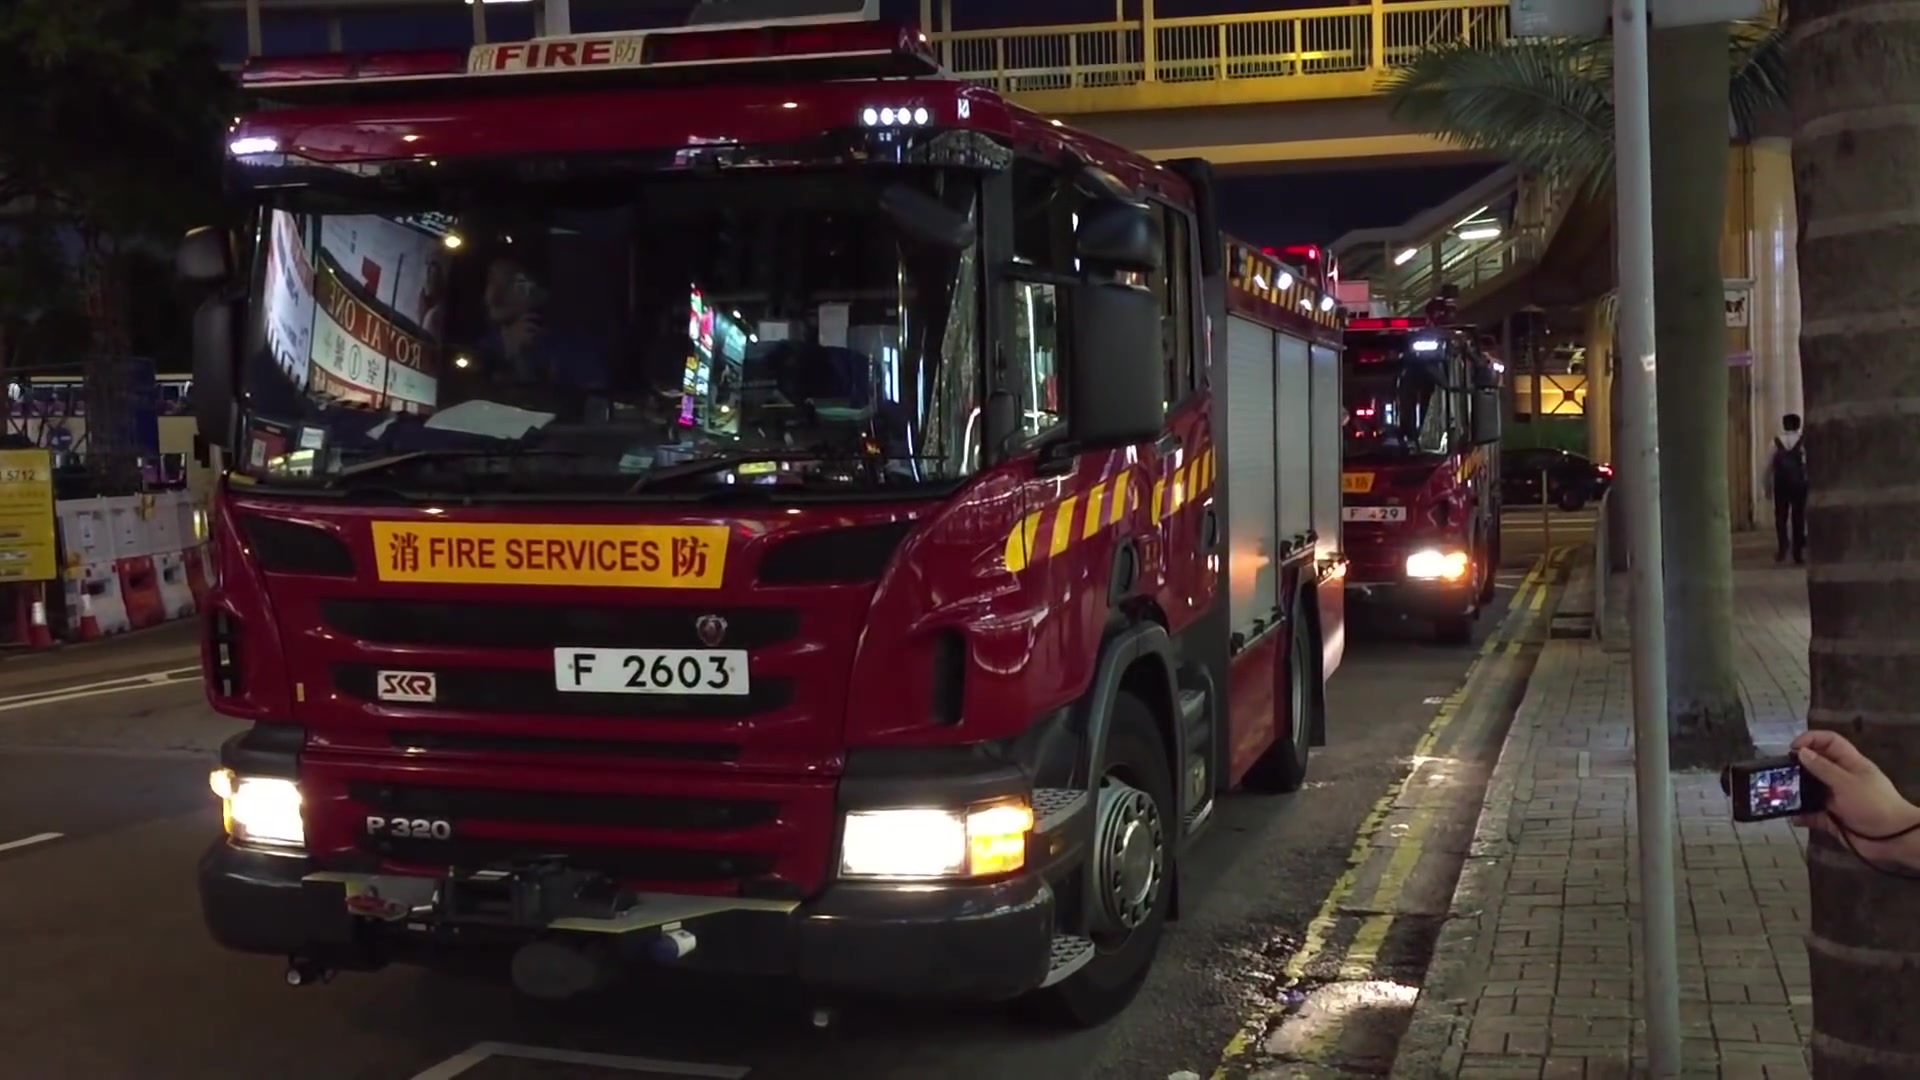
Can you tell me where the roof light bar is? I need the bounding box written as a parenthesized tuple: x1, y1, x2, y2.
(861, 105, 932, 127)
(239, 49, 468, 86)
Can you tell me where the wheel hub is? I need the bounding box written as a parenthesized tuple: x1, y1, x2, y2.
(1092, 778, 1163, 934)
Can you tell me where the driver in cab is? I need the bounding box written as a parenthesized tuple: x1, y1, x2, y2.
(474, 254, 608, 396)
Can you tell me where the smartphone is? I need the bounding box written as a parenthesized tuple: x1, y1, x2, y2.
(1721, 754, 1827, 822)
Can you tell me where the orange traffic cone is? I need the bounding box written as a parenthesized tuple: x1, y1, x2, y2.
(77, 591, 101, 641)
(26, 598, 53, 650)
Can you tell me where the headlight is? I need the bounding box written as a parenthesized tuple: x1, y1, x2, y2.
(1406, 548, 1470, 582)
(210, 769, 305, 848)
(838, 798, 1034, 880)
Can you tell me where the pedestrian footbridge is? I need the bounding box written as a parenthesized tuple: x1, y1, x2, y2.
(924, 0, 1513, 168)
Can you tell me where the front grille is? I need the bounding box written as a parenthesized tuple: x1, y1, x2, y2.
(335, 664, 790, 718)
(361, 837, 775, 881)
(388, 730, 739, 762)
(321, 600, 801, 651)
(348, 782, 777, 830)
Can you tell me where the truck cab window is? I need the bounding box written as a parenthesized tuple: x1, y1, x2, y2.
(1155, 205, 1195, 403)
(1009, 161, 1073, 438)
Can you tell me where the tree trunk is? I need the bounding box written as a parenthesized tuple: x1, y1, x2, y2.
(77, 233, 141, 493)
(1649, 22, 1753, 767)
(1792, 2, 1920, 1074)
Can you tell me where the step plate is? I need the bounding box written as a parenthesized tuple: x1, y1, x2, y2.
(1038, 934, 1096, 988)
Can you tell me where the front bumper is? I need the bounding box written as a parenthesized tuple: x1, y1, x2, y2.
(1344, 577, 1475, 619)
(198, 840, 1056, 1001)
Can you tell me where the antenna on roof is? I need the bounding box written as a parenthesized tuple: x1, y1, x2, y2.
(685, 0, 880, 27)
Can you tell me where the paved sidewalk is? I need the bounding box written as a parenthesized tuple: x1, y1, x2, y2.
(1392, 536, 1813, 1079)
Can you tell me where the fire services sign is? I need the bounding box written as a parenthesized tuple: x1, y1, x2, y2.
(369, 521, 730, 589)
(469, 36, 648, 73)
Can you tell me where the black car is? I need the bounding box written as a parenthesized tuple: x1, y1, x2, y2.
(1501, 447, 1613, 511)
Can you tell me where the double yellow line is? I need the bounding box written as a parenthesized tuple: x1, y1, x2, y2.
(1210, 545, 1570, 1077)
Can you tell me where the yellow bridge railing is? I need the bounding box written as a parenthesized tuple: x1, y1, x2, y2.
(928, 0, 1512, 112)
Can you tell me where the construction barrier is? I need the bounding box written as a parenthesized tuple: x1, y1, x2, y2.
(50, 490, 212, 643)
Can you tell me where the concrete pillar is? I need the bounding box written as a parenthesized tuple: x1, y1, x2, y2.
(1584, 299, 1614, 464)
(1748, 136, 1802, 512)
(547, 0, 572, 36)
(326, 15, 343, 53)
(471, 0, 487, 45)
(1140, 0, 1157, 83)
(245, 0, 262, 58)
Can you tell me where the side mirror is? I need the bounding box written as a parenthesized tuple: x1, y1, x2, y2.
(191, 298, 240, 449)
(1076, 199, 1161, 274)
(880, 185, 974, 251)
(1471, 362, 1502, 390)
(177, 226, 236, 286)
(1471, 387, 1502, 445)
(1070, 281, 1165, 449)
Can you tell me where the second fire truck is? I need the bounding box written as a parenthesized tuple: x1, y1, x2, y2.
(1339, 302, 1503, 642)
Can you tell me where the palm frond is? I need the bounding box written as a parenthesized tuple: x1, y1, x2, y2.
(1384, 39, 1616, 197)
(1729, 21, 1786, 137)
(1388, 24, 1787, 193)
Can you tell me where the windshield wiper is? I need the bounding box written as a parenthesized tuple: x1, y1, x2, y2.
(330, 448, 595, 484)
(626, 449, 847, 494)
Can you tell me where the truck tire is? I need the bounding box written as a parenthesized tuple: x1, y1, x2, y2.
(1021, 690, 1173, 1028)
(1243, 594, 1317, 793)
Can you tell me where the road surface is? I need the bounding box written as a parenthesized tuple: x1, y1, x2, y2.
(0, 526, 1562, 1080)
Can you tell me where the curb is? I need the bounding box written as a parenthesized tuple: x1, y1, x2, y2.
(1388, 546, 1598, 1079)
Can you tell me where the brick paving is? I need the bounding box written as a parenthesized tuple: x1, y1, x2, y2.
(1393, 537, 1813, 1079)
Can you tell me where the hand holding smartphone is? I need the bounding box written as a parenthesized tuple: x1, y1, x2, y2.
(1721, 753, 1828, 823)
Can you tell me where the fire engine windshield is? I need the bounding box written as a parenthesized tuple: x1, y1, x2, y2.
(1343, 350, 1454, 461)
(237, 169, 981, 496)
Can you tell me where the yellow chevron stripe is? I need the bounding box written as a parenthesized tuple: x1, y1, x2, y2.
(1082, 483, 1108, 539)
(1108, 474, 1131, 525)
(1049, 496, 1079, 557)
(1004, 511, 1043, 573)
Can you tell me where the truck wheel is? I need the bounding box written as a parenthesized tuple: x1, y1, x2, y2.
(1243, 595, 1317, 793)
(1021, 691, 1173, 1028)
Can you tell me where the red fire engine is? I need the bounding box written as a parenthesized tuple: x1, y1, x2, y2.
(1338, 300, 1503, 642)
(180, 4, 1347, 1027)
(1263, 244, 1337, 294)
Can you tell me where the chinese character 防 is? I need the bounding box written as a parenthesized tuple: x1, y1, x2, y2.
(670, 536, 709, 579)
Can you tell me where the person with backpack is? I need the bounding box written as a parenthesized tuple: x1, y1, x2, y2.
(1765, 412, 1809, 564)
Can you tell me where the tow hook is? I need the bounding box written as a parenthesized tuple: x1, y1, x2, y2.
(284, 957, 335, 987)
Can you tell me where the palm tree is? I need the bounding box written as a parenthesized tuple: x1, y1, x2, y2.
(1385, 23, 1785, 767)
(1787, 0, 1920, 1071)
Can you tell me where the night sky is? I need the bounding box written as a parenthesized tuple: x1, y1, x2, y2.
(1216, 163, 1499, 249)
